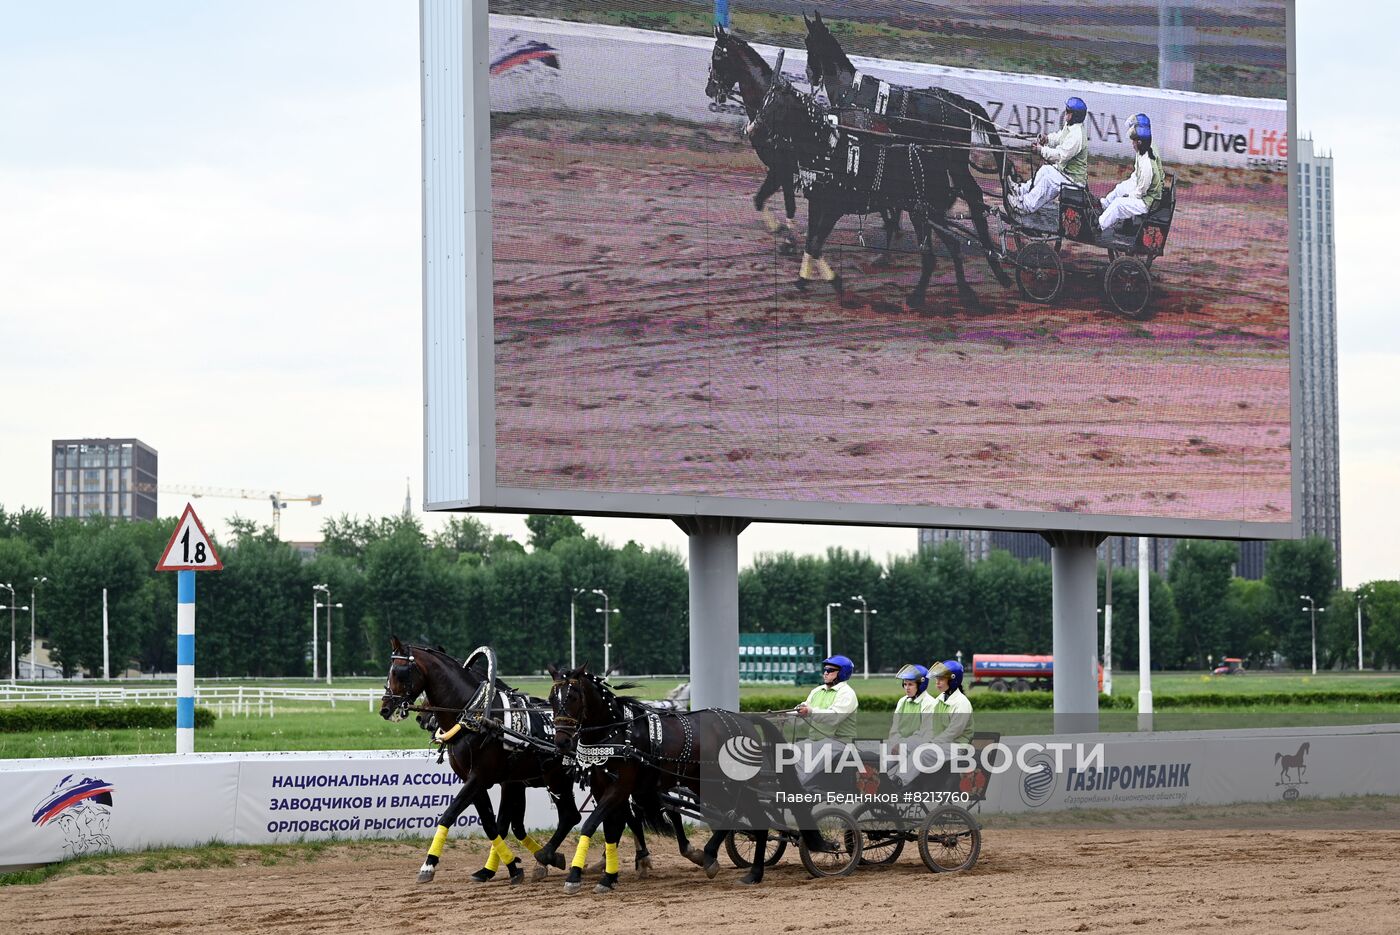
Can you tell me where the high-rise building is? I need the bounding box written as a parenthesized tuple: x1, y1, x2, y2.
(51, 438, 158, 521)
(918, 528, 1176, 577)
(1292, 137, 1341, 581)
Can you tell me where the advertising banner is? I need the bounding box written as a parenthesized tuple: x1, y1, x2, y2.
(0, 751, 559, 872)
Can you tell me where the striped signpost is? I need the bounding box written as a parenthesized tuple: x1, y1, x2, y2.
(155, 504, 223, 753)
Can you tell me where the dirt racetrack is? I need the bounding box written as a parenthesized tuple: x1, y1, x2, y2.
(8, 806, 1399, 935)
(492, 112, 1291, 523)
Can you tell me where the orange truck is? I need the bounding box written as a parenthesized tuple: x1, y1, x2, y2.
(970, 653, 1104, 693)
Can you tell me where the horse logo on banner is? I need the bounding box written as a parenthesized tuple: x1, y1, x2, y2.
(32, 774, 116, 858)
(1273, 742, 1310, 801)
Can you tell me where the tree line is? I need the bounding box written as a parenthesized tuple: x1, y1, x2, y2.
(0, 505, 1394, 678)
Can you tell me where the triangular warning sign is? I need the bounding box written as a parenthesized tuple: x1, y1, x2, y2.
(155, 503, 224, 571)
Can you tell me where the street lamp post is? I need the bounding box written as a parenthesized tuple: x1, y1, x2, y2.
(312, 584, 327, 681)
(314, 584, 342, 685)
(1, 583, 28, 684)
(592, 589, 619, 675)
(824, 602, 842, 659)
(1299, 594, 1324, 676)
(31, 577, 47, 680)
(569, 587, 589, 671)
(850, 595, 875, 679)
(1356, 592, 1366, 672)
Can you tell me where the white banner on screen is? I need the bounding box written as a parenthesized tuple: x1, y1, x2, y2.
(488, 15, 1287, 172)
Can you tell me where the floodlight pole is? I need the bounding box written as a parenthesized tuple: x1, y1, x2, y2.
(32, 576, 47, 680)
(675, 517, 748, 712)
(850, 595, 874, 679)
(1102, 546, 1113, 696)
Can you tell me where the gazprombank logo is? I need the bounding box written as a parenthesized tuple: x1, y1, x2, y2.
(32, 774, 116, 857)
(1019, 751, 1057, 808)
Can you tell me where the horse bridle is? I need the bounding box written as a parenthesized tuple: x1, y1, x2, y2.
(550, 676, 588, 740)
(382, 651, 424, 722)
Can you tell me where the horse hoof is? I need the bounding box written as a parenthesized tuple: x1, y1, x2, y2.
(548, 852, 567, 871)
(906, 293, 926, 312)
(416, 868, 435, 884)
(469, 871, 494, 884)
(793, 278, 808, 292)
(704, 859, 721, 880)
(532, 864, 551, 882)
(779, 240, 798, 256)
(594, 882, 616, 895)
(685, 847, 707, 867)
(831, 274, 844, 296)
(739, 874, 761, 886)
(586, 857, 605, 874)
(563, 881, 583, 896)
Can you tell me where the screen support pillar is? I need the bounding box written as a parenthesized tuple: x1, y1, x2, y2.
(674, 516, 749, 712)
(1042, 531, 1106, 733)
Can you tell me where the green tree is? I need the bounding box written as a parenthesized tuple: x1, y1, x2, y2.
(1264, 537, 1337, 668)
(524, 514, 587, 552)
(1360, 580, 1400, 669)
(1167, 540, 1239, 668)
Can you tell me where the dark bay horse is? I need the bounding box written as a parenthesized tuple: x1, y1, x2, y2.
(707, 25, 902, 261)
(379, 638, 656, 885)
(748, 74, 987, 309)
(706, 25, 799, 250)
(802, 11, 1013, 298)
(548, 663, 820, 891)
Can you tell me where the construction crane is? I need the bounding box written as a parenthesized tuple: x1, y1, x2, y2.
(154, 485, 323, 537)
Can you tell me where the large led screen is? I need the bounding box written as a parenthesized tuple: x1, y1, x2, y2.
(481, 1, 1292, 530)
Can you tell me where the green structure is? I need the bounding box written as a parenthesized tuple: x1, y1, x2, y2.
(739, 632, 821, 685)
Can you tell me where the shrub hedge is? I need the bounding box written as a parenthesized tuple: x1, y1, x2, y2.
(0, 705, 217, 733)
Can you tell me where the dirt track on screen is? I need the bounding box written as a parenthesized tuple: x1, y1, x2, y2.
(492, 113, 1290, 522)
(8, 823, 1398, 935)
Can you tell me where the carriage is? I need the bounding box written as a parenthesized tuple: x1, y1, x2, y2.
(1005, 171, 1179, 320)
(723, 724, 994, 876)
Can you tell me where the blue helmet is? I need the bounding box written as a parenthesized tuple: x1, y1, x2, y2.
(1065, 96, 1088, 121)
(822, 655, 854, 682)
(1129, 113, 1152, 142)
(895, 663, 929, 696)
(930, 659, 965, 694)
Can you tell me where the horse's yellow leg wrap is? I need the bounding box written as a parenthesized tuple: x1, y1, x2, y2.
(800, 252, 815, 279)
(799, 253, 834, 281)
(492, 837, 516, 865)
(484, 837, 502, 872)
(762, 206, 782, 233)
(520, 834, 543, 855)
(605, 842, 620, 875)
(571, 834, 592, 869)
(428, 825, 450, 859)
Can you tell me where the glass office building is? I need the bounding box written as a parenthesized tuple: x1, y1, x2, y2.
(51, 438, 158, 521)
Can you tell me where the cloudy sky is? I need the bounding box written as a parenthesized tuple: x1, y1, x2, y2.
(1, 2, 1393, 586)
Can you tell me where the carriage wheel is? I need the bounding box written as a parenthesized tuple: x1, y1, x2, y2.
(1015, 241, 1063, 303)
(724, 830, 787, 869)
(798, 807, 863, 878)
(1104, 256, 1153, 319)
(853, 802, 906, 866)
(917, 805, 981, 873)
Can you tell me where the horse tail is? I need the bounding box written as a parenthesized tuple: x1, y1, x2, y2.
(629, 784, 677, 838)
(1274, 752, 1283, 764)
(964, 98, 1005, 179)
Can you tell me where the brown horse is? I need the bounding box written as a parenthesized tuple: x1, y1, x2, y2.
(1275, 742, 1310, 783)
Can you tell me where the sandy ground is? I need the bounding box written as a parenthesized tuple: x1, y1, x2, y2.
(492, 114, 1290, 522)
(6, 813, 1398, 935)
